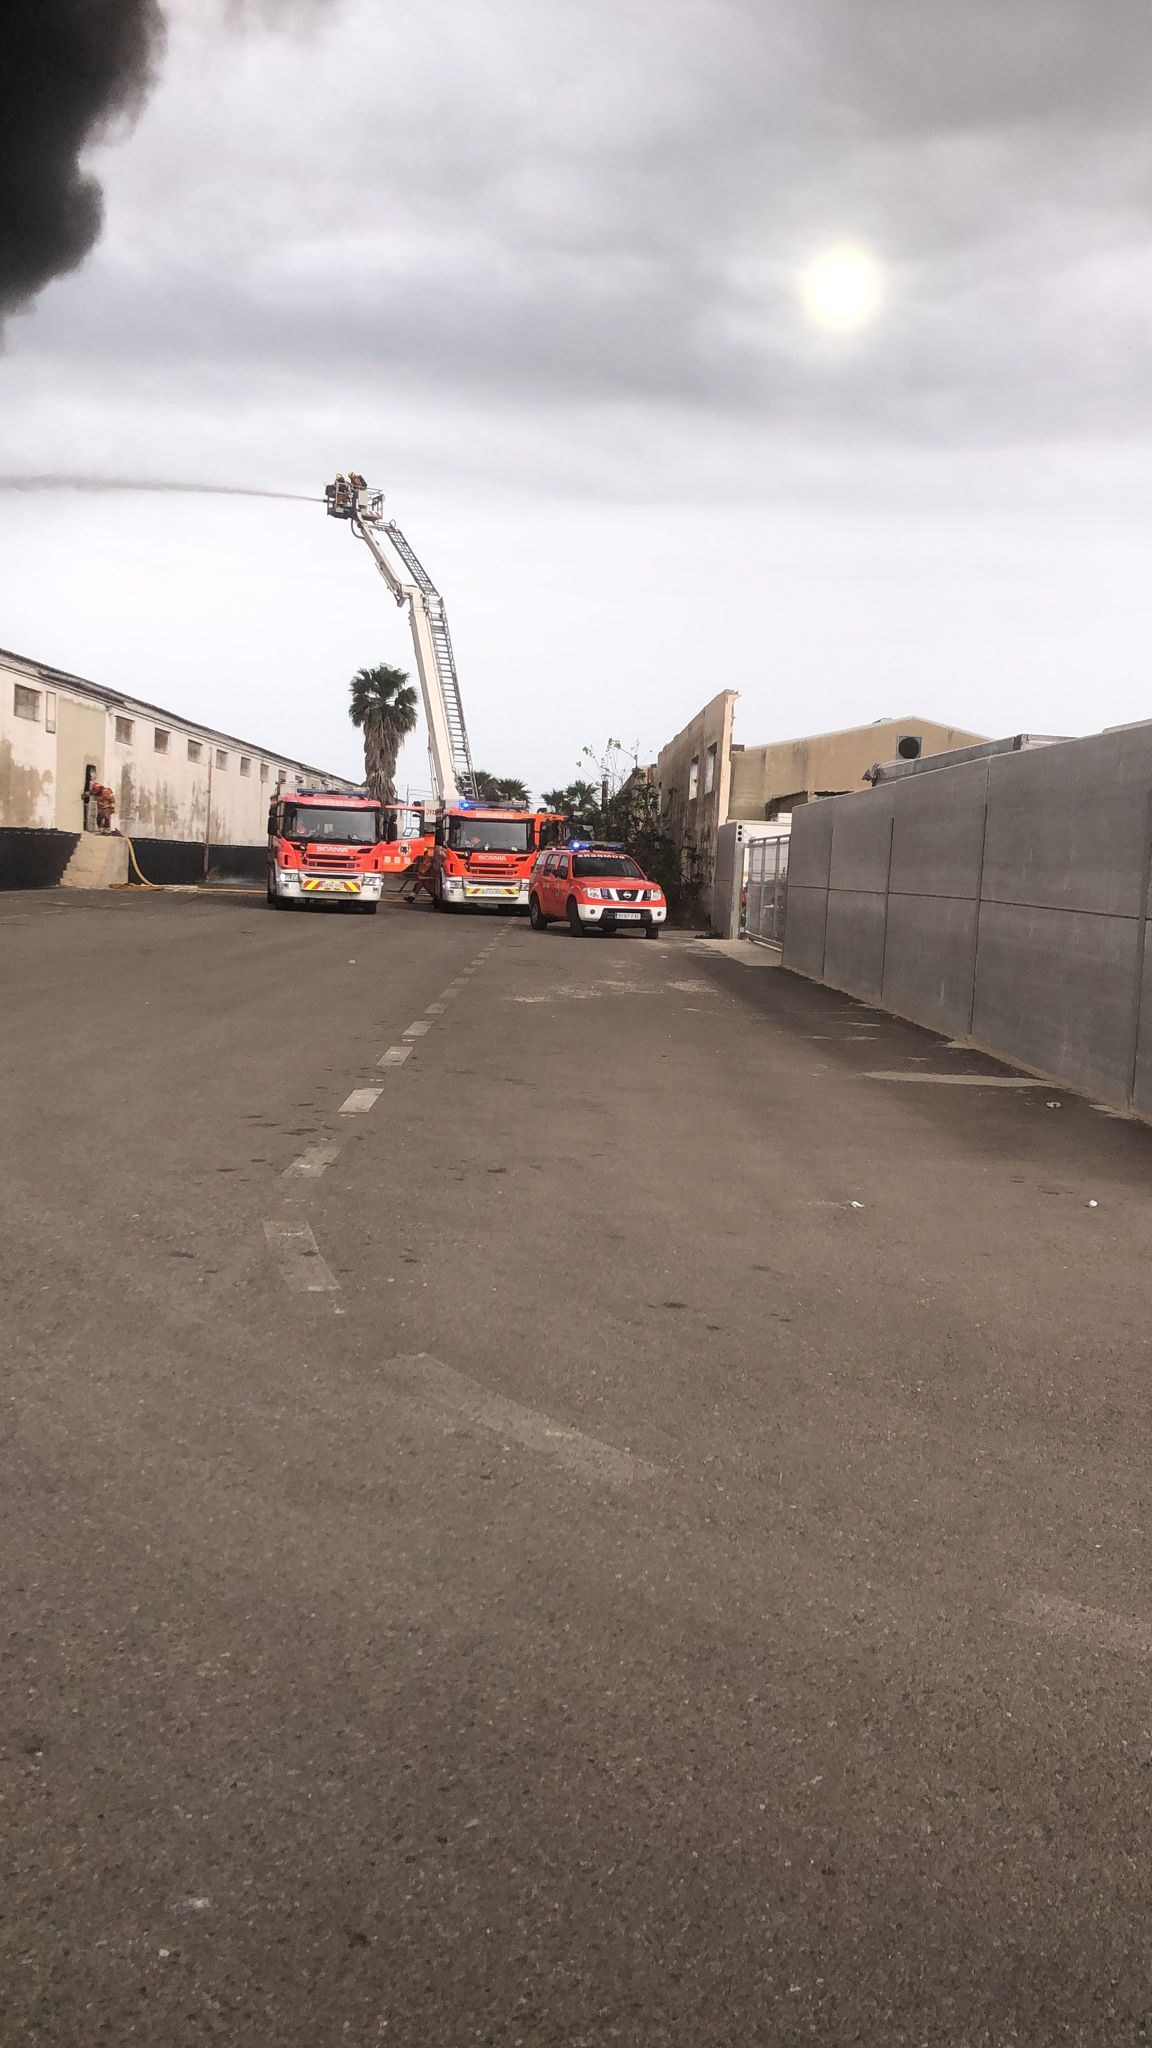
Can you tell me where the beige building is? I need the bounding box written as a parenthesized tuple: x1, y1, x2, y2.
(653, 692, 739, 904)
(1, 644, 356, 888)
(654, 694, 986, 907)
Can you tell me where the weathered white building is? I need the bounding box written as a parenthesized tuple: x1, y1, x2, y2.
(1, 645, 357, 887)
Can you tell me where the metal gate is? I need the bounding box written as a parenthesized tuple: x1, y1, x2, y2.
(742, 834, 789, 945)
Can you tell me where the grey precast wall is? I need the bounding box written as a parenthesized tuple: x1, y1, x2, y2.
(783, 727, 1152, 1115)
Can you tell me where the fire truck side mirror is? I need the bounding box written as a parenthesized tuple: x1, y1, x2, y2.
(267, 804, 278, 836)
(434, 817, 446, 844)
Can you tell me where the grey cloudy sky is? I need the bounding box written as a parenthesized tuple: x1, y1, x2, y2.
(3, 0, 1152, 793)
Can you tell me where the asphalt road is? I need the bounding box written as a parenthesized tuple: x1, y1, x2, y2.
(5, 886, 1152, 2045)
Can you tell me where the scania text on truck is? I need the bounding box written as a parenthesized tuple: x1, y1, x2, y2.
(267, 788, 391, 911)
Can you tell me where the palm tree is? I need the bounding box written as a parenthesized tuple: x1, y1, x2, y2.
(471, 771, 531, 807)
(349, 664, 419, 808)
(542, 779, 599, 826)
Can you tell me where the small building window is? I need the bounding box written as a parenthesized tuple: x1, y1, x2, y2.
(215, 748, 228, 771)
(115, 715, 133, 744)
(13, 684, 40, 721)
(154, 726, 169, 753)
(187, 738, 202, 763)
(277, 769, 287, 786)
(260, 761, 269, 782)
(688, 755, 699, 801)
(239, 755, 251, 777)
(45, 691, 57, 734)
(704, 743, 717, 795)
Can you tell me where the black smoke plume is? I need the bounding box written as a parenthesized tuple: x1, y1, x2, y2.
(1, 1, 166, 323)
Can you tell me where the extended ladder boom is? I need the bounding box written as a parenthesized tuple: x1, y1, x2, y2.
(325, 477, 476, 807)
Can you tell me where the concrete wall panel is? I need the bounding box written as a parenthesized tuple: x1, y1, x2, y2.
(888, 759, 988, 901)
(787, 799, 834, 890)
(828, 789, 894, 894)
(983, 730, 1152, 917)
(823, 889, 887, 1000)
(972, 901, 1139, 1102)
(780, 731, 1152, 1111)
(880, 894, 980, 1038)
(1129, 927, 1152, 1117)
(781, 884, 829, 979)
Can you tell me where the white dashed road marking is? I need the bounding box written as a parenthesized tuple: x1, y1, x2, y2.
(380, 1354, 662, 1492)
(263, 1219, 340, 1293)
(268, 938, 503, 1292)
(283, 1142, 341, 1179)
(340, 1086, 384, 1113)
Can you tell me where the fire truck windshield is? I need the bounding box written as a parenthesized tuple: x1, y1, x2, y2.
(447, 817, 532, 853)
(280, 805, 380, 845)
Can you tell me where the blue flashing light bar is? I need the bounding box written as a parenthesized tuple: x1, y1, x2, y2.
(455, 799, 533, 812)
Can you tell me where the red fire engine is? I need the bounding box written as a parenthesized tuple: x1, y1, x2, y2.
(427, 802, 565, 910)
(266, 787, 390, 912)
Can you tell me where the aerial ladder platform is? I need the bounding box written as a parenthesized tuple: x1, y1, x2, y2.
(324, 474, 477, 808)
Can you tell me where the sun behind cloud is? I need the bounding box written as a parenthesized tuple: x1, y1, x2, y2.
(800, 245, 883, 331)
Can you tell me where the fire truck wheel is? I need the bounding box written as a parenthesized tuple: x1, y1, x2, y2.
(566, 897, 586, 936)
(357, 902, 378, 915)
(645, 923, 661, 938)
